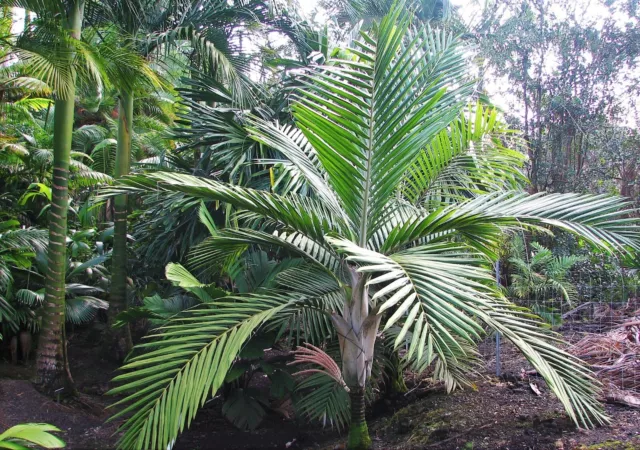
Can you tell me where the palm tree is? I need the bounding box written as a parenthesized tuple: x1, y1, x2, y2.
(93, 0, 160, 359)
(102, 8, 639, 450)
(20, 0, 88, 394)
(3, 0, 114, 392)
(97, 0, 305, 358)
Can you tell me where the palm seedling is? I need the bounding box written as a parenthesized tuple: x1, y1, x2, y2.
(101, 6, 640, 450)
(508, 236, 583, 325)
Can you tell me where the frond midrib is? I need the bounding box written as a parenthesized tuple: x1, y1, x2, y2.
(359, 58, 377, 247)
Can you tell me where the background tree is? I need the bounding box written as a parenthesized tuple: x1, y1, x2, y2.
(476, 0, 640, 194)
(94, 0, 162, 359)
(3, 0, 118, 391)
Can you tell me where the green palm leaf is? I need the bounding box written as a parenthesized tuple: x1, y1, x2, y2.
(294, 372, 350, 430)
(97, 172, 349, 240)
(89, 139, 118, 175)
(402, 103, 526, 208)
(380, 191, 640, 255)
(246, 118, 339, 209)
(293, 12, 471, 244)
(108, 291, 337, 450)
(0, 423, 66, 449)
(11, 17, 106, 99)
(0, 294, 17, 335)
(326, 235, 608, 427)
(65, 295, 108, 325)
(145, 25, 250, 105)
(189, 228, 342, 275)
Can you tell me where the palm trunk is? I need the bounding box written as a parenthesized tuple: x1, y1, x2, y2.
(23, 9, 31, 32)
(35, 0, 84, 395)
(348, 386, 371, 450)
(109, 90, 134, 360)
(331, 270, 379, 450)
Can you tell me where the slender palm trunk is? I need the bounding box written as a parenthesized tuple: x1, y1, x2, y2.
(109, 90, 134, 360)
(348, 387, 371, 450)
(35, 0, 84, 395)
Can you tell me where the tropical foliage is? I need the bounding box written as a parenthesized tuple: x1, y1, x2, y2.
(0, 220, 47, 339)
(2, 1, 640, 450)
(98, 6, 639, 449)
(507, 236, 583, 325)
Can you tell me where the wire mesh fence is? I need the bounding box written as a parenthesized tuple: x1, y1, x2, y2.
(478, 256, 640, 405)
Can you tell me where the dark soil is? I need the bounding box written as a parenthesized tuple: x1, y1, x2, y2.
(348, 379, 640, 450)
(0, 379, 118, 449)
(0, 327, 638, 450)
(173, 398, 339, 450)
(0, 324, 120, 449)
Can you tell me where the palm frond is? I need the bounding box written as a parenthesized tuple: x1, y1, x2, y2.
(381, 192, 640, 256)
(13, 24, 74, 98)
(65, 295, 109, 324)
(0, 75, 52, 97)
(70, 159, 114, 187)
(165, 262, 226, 303)
(0, 294, 17, 333)
(0, 422, 66, 449)
(108, 292, 326, 450)
(1, 142, 30, 160)
(189, 228, 343, 277)
(246, 117, 342, 213)
(98, 172, 349, 240)
(145, 25, 251, 106)
(12, 17, 108, 98)
(269, 264, 345, 345)
(293, 12, 472, 244)
(90, 26, 161, 93)
(16, 288, 44, 306)
(290, 343, 348, 390)
(402, 104, 526, 208)
(326, 235, 608, 427)
(0, 225, 48, 252)
(232, 251, 301, 294)
(293, 372, 350, 430)
(89, 138, 118, 175)
(73, 125, 109, 152)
